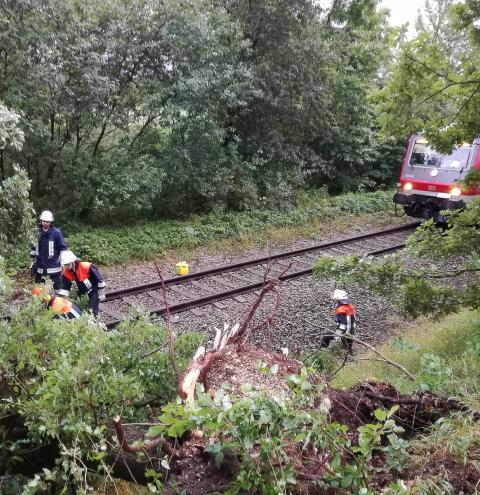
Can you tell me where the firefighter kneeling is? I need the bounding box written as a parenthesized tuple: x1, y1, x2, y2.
(320, 289, 356, 353)
(32, 286, 82, 320)
(57, 251, 106, 317)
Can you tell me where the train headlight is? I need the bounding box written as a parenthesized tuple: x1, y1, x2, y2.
(403, 182, 413, 191)
(450, 186, 462, 197)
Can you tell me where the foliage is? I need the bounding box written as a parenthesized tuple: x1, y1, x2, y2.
(315, 197, 480, 318)
(0, 255, 11, 313)
(0, 299, 203, 491)
(64, 189, 395, 265)
(0, 166, 36, 262)
(333, 309, 480, 399)
(0, 103, 24, 153)
(0, 0, 400, 222)
(408, 412, 480, 493)
(333, 309, 480, 493)
(374, 0, 480, 151)
(0, 102, 36, 265)
(146, 377, 409, 494)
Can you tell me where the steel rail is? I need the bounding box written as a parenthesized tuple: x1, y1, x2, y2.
(104, 241, 407, 329)
(105, 222, 421, 302)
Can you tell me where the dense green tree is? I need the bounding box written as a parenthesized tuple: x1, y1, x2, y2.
(0, 102, 23, 181)
(0, 103, 35, 260)
(375, 0, 480, 152)
(0, 0, 400, 222)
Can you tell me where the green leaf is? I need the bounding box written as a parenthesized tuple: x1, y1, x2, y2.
(374, 408, 387, 422)
(341, 474, 353, 488)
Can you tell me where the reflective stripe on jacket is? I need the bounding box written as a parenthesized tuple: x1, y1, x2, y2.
(32, 226, 67, 273)
(62, 261, 105, 295)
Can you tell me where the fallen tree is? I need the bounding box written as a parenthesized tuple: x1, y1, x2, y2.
(112, 271, 480, 494)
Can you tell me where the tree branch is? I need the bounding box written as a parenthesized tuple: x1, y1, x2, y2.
(403, 53, 455, 83)
(306, 320, 416, 381)
(113, 416, 162, 453)
(154, 262, 179, 381)
(447, 83, 480, 127)
(113, 415, 174, 455)
(416, 79, 480, 106)
(410, 267, 480, 279)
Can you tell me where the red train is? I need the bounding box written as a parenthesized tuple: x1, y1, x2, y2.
(394, 134, 480, 221)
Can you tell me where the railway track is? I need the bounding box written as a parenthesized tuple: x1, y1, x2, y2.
(100, 222, 421, 329)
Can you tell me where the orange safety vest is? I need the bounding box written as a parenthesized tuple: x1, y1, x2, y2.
(335, 303, 356, 317)
(63, 261, 92, 284)
(335, 303, 356, 333)
(49, 296, 73, 314)
(48, 295, 81, 319)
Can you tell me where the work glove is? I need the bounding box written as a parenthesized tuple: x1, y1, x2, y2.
(30, 262, 38, 278)
(98, 288, 106, 302)
(55, 289, 70, 297)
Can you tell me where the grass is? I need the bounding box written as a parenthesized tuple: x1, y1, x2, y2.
(92, 480, 149, 494)
(64, 190, 400, 266)
(333, 310, 480, 490)
(333, 309, 480, 401)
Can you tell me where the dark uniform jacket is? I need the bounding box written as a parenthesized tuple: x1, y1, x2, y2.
(31, 226, 67, 275)
(59, 261, 106, 296)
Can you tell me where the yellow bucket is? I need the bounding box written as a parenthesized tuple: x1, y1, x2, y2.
(175, 261, 189, 276)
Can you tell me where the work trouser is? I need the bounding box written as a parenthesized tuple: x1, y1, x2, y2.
(35, 272, 63, 291)
(320, 329, 354, 352)
(87, 290, 100, 317)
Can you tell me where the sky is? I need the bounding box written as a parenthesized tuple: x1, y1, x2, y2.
(317, 0, 425, 36)
(380, 0, 424, 33)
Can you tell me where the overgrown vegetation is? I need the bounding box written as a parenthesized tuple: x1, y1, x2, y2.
(333, 310, 480, 398)
(2, 261, 480, 493)
(0, 274, 203, 492)
(332, 310, 480, 494)
(144, 382, 409, 494)
(0, 0, 402, 222)
(65, 189, 395, 265)
(0, 103, 36, 262)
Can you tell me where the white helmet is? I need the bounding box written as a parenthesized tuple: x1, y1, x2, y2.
(39, 210, 54, 222)
(332, 289, 348, 301)
(60, 250, 78, 266)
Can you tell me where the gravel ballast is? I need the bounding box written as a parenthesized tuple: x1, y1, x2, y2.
(102, 214, 416, 353)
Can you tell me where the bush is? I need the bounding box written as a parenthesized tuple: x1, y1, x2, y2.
(0, 301, 203, 490)
(0, 167, 36, 264)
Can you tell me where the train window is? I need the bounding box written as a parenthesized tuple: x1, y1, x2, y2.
(409, 142, 472, 170)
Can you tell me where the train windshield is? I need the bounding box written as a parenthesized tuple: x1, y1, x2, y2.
(409, 140, 472, 170)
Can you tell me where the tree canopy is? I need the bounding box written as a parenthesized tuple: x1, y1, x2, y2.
(0, 0, 401, 222)
(375, 0, 480, 152)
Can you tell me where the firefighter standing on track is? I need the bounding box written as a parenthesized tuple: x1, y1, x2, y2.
(58, 250, 106, 317)
(320, 289, 356, 353)
(30, 210, 68, 291)
(31, 286, 82, 320)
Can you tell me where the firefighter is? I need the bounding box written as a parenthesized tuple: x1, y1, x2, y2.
(320, 289, 356, 353)
(31, 286, 82, 320)
(58, 250, 106, 317)
(30, 210, 67, 291)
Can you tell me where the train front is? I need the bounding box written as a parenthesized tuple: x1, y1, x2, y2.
(394, 135, 480, 222)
